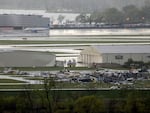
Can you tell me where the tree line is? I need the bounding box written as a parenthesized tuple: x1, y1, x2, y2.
(0, 91, 150, 113)
(75, 4, 150, 24)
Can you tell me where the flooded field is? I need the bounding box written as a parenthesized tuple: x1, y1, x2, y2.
(50, 28, 150, 36)
(0, 28, 150, 66)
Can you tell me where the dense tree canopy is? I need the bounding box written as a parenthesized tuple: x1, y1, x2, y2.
(75, 14, 89, 23)
(103, 8, 123, 24)
(76, 4, 150, 24)
(74, 96, 104, 113)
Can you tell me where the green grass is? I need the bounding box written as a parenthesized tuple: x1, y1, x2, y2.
(54, 82, 112, 88)
(0, 79, 25, 83)
(0, 66, 94, 71)
(134, 80, 150, 88)
(0, 84, 43, 89)
(0, 81, 141, 89)
(0, 82, 111, 89)
(0, 40, 150, 45)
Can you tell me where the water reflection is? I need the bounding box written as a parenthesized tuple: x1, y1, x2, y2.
(50, 28, 150, 36)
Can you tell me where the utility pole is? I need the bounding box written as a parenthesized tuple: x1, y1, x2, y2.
(44, 0, 51, 37)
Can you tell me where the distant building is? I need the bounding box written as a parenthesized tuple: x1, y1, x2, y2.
(80, 45, 150, 65)
(0, 50, 55, 67)
(0, 14, 50, 36)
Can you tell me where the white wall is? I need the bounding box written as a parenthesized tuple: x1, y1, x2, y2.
(80, 52, 150, 65)
(80, 46, 102, 64)
(102, 53, 150, 65)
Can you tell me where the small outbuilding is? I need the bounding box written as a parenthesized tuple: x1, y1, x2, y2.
(80, 45, 150, 65)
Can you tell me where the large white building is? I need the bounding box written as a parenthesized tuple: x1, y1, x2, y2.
(80, 45, 150, 65)
(0, 50, 56, 67)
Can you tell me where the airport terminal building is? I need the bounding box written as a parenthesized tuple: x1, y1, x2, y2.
(0, 14, 50, 36)
(80, 45, 150, 65)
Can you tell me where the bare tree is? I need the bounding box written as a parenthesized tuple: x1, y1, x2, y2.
(43, 76, 56, 113)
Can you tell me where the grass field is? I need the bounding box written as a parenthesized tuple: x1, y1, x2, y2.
(0, 80, 149, 89)
(0, 82, 111, 89)
(0, 66, 93, 71)
(0, 79, 25, 83)
(0, 40, 150, 45)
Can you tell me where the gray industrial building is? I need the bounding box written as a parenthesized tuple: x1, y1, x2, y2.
(0, 50, 55, 67)
(80, 45, 150, 65)
(0, 14, 49, 28)
(0, 14, 50, 36)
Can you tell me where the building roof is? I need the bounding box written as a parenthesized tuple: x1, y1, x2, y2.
(93, 45, 150, 54)
(0, 50, 55, 55)
(0, 14, 49, 27)
(0, 50, 55, 67)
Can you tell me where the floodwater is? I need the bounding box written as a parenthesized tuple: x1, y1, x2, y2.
(0, 29, 150, 66)
(50, 28, 150, 36)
